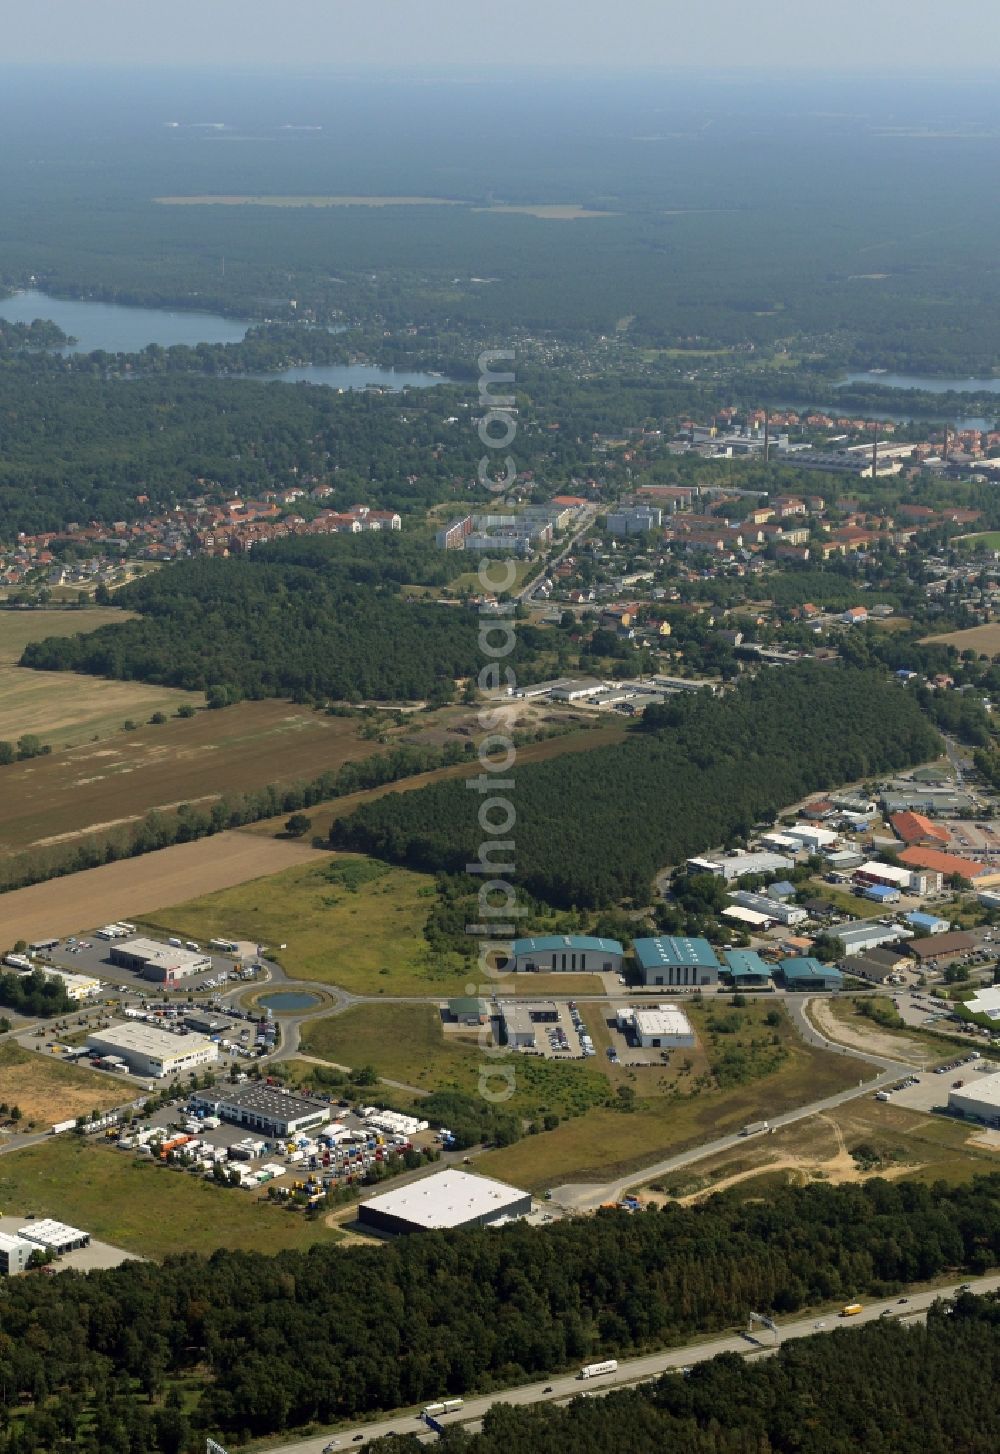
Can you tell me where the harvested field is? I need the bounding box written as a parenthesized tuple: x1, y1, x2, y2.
(921, 623, 1000, 654)
(0, 608, 197, 747)
(0, 700, 388, 855)
(0, 832, 323, 946)
(0, 1043, 129, 1129)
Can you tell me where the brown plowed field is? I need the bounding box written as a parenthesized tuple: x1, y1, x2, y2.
(0, 833, 323, 945)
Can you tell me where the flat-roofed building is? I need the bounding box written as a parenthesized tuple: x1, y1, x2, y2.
(359, 1168, 531, 1235)
(949, 1070, 1000, 1129)
(498, 1000, 559, 1049)
(86, 1022, 217, 1079)
(190, 1083, 328, 1138)
(616, 1005, 695, 1049)
(0, 1232, 35, 1275)
(510, 935, 623, 974)
(838, 922, 913, 957)
(109, 937, 212, 984)
(730, 890, 806, 926)
(40, 966, 102, 1001)
(633, 936, 720, 988)
(17, 1219, 90, 1254)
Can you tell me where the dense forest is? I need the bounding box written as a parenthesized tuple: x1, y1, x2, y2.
(332, 664, 942, 905)
(0, 1175, 999, 1451)
(19, 538, 512, 701)
(402, 1295, 1000, 1454)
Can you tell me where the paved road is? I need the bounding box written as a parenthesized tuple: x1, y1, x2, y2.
(265, 1272, 1000, 1453)
(548, 996, 914, 1211)
(516, 508, 597, 604)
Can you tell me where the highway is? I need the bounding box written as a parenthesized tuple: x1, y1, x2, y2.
(265, 1272, 1000, 1453)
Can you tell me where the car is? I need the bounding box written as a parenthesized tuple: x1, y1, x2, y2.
(324, 1443, 340, 1452)
(544, 1385, 553, 1392)
(352, 1437, 364, 1444)
(898, 1297, 909, 1304)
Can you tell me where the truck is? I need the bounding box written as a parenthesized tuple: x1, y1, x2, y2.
(741, 1120, 770, 1138)
(442, 1399, 464, 1414)
(579, 1360, 618, 1380)
(840, 1303, 864, 1318)
(3, 953, 32, 971)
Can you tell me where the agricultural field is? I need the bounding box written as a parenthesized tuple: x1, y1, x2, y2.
(0, 608, 197, 748)
(0, 832, 322, 947)
(0, 699, 392, 858)
(641, 1095, 1000, 1202)
(139, 854, 471, 997)
(474, 1001, 862, 1192)
(154, 195, 614, 219)
(922, 621, 1000, 653)
(0, 1043, 130, 1129)
(0, 1137, 341, 1258)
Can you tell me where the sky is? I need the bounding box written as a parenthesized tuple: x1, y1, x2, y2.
(4, 0, 999, 72)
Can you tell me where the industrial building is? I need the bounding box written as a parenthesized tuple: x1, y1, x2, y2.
(845, 948, 906, 984)
(690, 850, 795, 882)
(730, 889, 806, 926)
(359, 1168, 531, 1235)
(964, 987, 1000, 1021)
(39, 966, 102, 1001)
(616, 1005, 695, 1049)
(862, 884, 901, 905)
(723, 949, 773, 987)
(0, 1232, 35, 1276)
(906, 931, 976, 965)
(446, 997, 488, 1026)
(17, 1219, 89, 1254)
(109, 937, 212, 984)
(853, 861, 915, 894)
(784, 824, 839, 853)
(898, 846, 984, 887)
(510, 935, 623, 974)
(949, 1071, 1000, 1129)
(633, 936, 720, 988)
(499, 1001, 558, 1049)
(722, 905, 772, 930)
(86, 1022, 218, 1079)
(837, 922, 913, 957)
(190, 1083, 329, 1138)
(779, 958, 843, 991)
(904, 912, 951, 936)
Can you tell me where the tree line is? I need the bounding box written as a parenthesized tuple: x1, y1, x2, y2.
(332, 664, 942, 907)
(0, 1175, 999, 1450)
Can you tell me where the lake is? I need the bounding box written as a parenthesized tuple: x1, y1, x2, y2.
(841, 370, 1000, 395)
(0, 289, 449, 389)
(0, 288, 252, 352)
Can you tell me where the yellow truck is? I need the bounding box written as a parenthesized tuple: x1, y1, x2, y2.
(840, 1303, 863, 1318)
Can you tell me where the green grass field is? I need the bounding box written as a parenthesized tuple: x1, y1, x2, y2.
(475, 1004, 863, 1191)
(139, 854, 471, 996)
(0, 1137, 341, 1258)
(300, 1002, 611, 1118)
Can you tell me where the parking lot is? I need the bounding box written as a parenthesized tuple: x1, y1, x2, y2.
(878, 1054, 1000, 1114)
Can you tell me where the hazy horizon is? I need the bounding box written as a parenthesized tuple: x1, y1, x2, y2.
(5, 1, 1000, 72)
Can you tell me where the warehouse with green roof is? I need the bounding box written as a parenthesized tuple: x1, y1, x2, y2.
(510, 935, 623, 973)
(632, 936, 720, 988)
(723, 949, 773, 988)
(778, 957, 843, 991)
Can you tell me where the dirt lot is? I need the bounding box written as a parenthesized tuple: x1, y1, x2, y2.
(0, 1044, 129, 1128)
(0, 700, 388, 855)
(0, 832, 323, 945)
(810, 996, 940, 1066)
